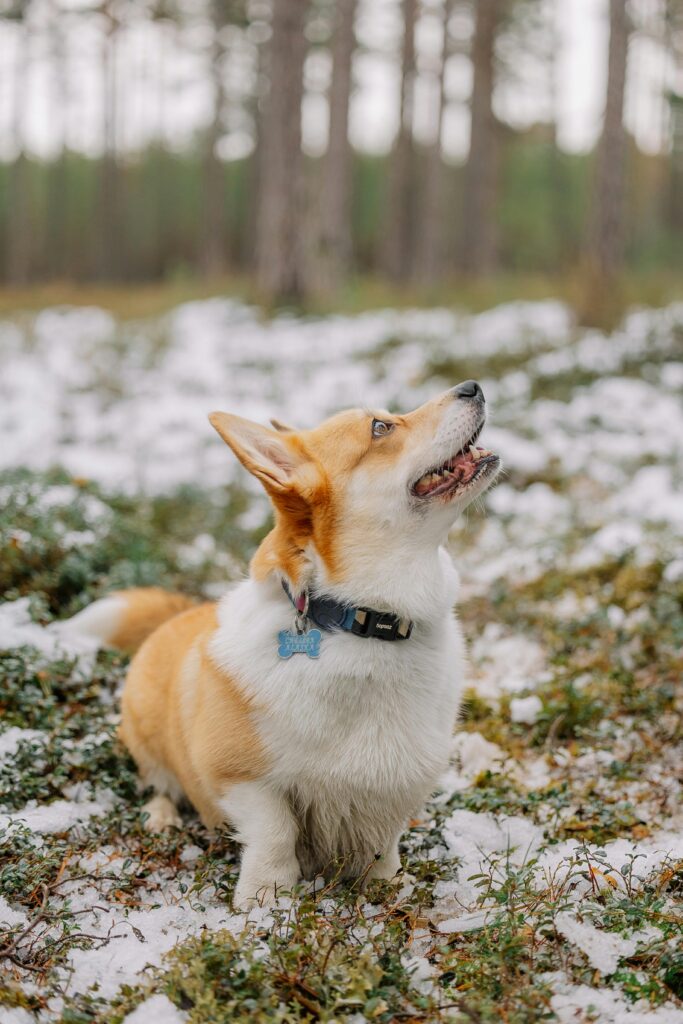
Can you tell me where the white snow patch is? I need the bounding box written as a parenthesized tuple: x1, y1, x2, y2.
(572, 521, 646, 569)
(436, 909, 491, 934)
(0, 1010, 39, 1024)
(555, 912, 658, 975)
(63, 896, 274, 1001)
(451, 732, 506, 779)
(0, 894, 29, 929)
(470, 626, 547, 697)
(510, 695, 543, 725)
(536, 826, 683, 899)
(401, 954, 438, 995)
(550, 976, 683, 1023)
(0, 599, 101, 675)
(431, 810, 544, 921)
(0, 727, 45, 762)
(121, 994, 188, 1024)
(0, 792, 116, 834)
(664, 558, 683, 582)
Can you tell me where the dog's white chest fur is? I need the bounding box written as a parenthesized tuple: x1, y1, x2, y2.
(209, 550, 465, 876)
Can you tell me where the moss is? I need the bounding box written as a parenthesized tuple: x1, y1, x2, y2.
(0, 469, 262, 617)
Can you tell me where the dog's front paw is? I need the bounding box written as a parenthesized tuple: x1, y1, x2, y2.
(233, 861, 300, 911)
(366, 848, 402, 883)
(233, 885, 277, 911)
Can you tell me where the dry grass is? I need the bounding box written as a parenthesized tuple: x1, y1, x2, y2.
(1, 270, 681, 322)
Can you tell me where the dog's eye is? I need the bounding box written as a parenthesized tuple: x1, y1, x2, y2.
(371, 418, 394, 438)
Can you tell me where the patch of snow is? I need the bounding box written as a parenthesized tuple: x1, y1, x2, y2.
(515, 754, 552, 790)
(0, 299, 573, 494)
(401, 954, 438, 995)
(0, 1010, 39, 1024)
(65, 903, 234, 999)
(537, 825, 683, 899)
(0, 791, 116, 834)
(555, 912, 658, 975)
(451, 732, 506, 779)
(510, 695, 543, 725)
(550, 976, 683, 1023)
(0, 727, 46, 762)
(0, 599, 101, 676)
(664, 558, 683, 582)
(179, 844, 204, 865)
(0, 894, 29, 929)
(470, 626, 547, 697)
(487, 480, 569, 522)
(610, 465, 683, 531)
(121, 995, 188, 1024)
(435, 909, 491, 934)
(432, 809, 544, 918)
(571, 522, 645, 570)
(482, 428, 549, 476)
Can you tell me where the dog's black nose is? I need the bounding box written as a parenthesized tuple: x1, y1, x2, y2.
(452, 380, 483, 401)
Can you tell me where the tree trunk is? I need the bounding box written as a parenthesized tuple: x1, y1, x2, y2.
(311, 0, 357, 295)
(7, 10, 31, 284)
(665, 0, 683, 232)
(460, 0, 502, 276)
(381, 0, 417, 282)
(201, 0, 227, 278)
(47, 0, 68, 278)
(415, 0, 452, 284)
(255, 0, 309, 303)
(588, 0, 630, 277)
(246, 9, 267, 272)
(99, 1, 122, 280)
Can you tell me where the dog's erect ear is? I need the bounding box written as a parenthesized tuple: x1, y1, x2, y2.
(209, 412, 307, 494)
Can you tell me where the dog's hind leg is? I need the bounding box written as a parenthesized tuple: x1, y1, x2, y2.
(120, 707, 184, 831)
(142, 792, 182, 832)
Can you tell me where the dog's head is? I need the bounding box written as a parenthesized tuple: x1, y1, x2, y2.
(210, 382, 500, 594)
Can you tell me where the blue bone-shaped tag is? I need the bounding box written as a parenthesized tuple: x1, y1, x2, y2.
(278, 628, 322, 659)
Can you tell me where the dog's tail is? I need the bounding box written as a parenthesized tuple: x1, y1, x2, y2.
(59, 587, 196, 655)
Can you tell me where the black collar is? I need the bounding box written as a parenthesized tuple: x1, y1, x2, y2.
(282, 581, 413, 642)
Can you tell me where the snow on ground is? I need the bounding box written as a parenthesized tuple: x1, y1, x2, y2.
(0, 599, 100, 677)
(1, 297, 682, 1022)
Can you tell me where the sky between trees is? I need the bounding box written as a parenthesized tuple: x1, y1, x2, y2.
(0, 0, 677, 160)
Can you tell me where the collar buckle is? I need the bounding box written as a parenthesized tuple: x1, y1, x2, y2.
(350, 608, 413, 641)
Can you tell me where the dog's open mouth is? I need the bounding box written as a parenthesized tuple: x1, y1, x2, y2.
(411, 428, 499, 500)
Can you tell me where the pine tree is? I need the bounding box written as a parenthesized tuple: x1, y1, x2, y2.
(460, 0, 503, 275)
(311, 0, 357, 294)
(415, 0, 452, 283)
(588, 0, 631, 277)
(381, 0, 418, 282)
(255, 0, 309, 302)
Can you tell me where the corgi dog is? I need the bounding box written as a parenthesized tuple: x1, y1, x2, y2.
(64, 380, 500, 908)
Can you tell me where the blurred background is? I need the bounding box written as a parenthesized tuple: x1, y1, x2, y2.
(1, 0, 682, 322)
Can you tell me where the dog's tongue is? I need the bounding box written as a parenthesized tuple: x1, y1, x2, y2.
(414, 449, 482, 497)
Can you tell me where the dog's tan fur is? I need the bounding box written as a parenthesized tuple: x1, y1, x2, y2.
(119, 601, 267, 829)
(107, 588, 196, 655)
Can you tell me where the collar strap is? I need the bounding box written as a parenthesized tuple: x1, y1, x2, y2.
(282, 581, 413, 642)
